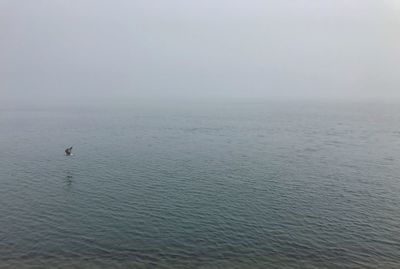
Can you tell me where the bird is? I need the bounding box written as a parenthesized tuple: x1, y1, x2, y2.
(65, 146, 73, 156)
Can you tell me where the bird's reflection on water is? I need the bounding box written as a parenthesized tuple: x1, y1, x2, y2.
(64, 171, 73, 185)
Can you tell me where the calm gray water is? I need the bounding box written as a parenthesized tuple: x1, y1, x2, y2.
(1, 102, 400, 268)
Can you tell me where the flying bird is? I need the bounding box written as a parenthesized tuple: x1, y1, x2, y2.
(65, 146, 73, 156)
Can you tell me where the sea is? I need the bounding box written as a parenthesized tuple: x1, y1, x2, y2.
(1, 101, 399, 268)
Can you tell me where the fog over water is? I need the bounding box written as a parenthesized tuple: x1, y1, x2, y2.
(1, 0, 400, 107)
(2, 2, 400, 268)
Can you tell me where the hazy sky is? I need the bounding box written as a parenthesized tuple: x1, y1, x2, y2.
(1, 0, 399, 106)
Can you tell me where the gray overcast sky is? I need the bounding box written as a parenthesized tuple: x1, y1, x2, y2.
(1, 0, 399, 106)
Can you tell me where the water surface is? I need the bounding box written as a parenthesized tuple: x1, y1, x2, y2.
(1, 102, 400, 268)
